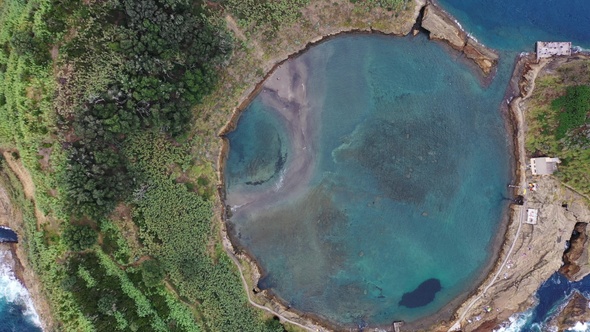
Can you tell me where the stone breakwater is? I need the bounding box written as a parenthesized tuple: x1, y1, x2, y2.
(421, 2, 499, 75)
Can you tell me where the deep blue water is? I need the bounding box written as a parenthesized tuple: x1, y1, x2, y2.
(0, 301, 41, 332)
(437, 0, 590, 51)
(0, 228, 18, 243)
(496, 273, 590, 331)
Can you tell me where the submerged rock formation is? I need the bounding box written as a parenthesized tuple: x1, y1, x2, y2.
(421, 3, 498, 75)
(560, 222, 589, 281)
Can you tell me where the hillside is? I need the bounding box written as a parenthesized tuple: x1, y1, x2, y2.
(0, 0, 415, 331)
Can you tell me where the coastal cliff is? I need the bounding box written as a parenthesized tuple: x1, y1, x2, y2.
(560, 222, 590, 280)
(0, 181, 53, 331)
(421, 3, 498, 75)
(548, 291, 590, 330)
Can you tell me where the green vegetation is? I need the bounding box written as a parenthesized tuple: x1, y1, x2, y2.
(349, 0, 408, 11)
(225, 0, 309, 36)
(0, 0, 417, 330)
(552, 85, 590, 140)
(526, 59, 590, 195)
(0, 0, 282, 330)
(63, 224, 98, 251)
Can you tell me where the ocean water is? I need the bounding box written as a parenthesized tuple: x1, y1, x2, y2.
(495, 273, 590, 332)
(433, 0, 590, 330)
(0, 248, 41, 332)
(225, 34, 513, 327)
(0, 228, 18, 243)
(437, 0, 590, 51)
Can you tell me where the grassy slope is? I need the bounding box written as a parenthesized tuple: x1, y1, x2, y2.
(525, 57, 590, 196)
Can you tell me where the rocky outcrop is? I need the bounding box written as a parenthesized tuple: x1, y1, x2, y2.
(518, 61, 541, 97)
(549, 292, 590, 330)
(453, 177, 590, 332)
(560, 222, 589, 280)
(421, 3, 498, 75)
(421, 4, 466, 50)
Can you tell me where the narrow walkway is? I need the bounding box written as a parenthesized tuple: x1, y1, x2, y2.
(223, 247, 318, 332)
(1, 151, 47, 230)
(449, 203, 526, 331)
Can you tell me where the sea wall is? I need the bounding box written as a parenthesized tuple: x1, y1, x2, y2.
(421, 2, 499, 75)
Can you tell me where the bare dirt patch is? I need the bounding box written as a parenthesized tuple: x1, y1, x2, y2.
(1, 151, 48, 231)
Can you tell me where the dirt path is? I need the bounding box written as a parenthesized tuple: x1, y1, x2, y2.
(223, 248, 318, 332)
(225, 15, 265, 60)
(449, 56, 590, 332)
(2, 151, 47, 230)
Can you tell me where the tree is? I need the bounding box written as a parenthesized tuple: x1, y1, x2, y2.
(63, 224, 97, 251)
(140, 259, 165, 288)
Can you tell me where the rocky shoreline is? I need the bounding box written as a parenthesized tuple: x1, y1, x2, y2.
(0, 181, 54, 331)
(421, 2, 499, 75)
(549, 291, 590, 330)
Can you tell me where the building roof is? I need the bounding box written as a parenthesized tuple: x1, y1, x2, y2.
(526, 209, 538, 225)
(536, 41, 572, 61)
(531, 157, 561, 175)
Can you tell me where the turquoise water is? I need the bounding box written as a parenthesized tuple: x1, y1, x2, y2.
(225, 34, 513, 327)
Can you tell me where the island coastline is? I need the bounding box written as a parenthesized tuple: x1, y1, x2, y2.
(0, 179, 55, 331)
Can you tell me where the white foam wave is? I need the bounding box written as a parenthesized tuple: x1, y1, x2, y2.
(231, 204, 244, 212)
(467, 33, 479, 43)
(493, 310, 532, 332)
(274, 169, 286, 191)
(0, 250, 41, 328)
(567, 322, 590, 332)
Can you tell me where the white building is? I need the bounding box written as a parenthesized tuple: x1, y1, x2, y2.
(526, 209, 538, 225)
(536, 42, 572, 61)
(530, 157, 561, 175)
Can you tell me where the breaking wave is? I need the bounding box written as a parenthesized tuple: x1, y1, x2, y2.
(0, 248, 41, 330)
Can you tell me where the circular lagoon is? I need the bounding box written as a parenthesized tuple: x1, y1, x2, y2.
(224, 34, 512, 328)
